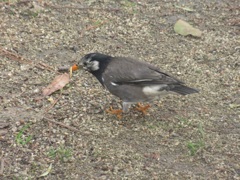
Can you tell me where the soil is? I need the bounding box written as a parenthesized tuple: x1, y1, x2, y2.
(0, 0, 239, 179)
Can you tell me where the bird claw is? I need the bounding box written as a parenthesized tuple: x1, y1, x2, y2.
(135, 103, 150, 115)
(106, 106, 123, 119)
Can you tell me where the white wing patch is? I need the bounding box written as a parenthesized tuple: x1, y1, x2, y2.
(142, 85, 168, 96)
(110, 82, 118, 86)
(129, 79, 152, 82)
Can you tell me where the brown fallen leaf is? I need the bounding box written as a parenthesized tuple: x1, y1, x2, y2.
(42, 73, 70, 96)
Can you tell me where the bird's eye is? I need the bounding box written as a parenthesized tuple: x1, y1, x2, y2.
(85, 54, 92, 60)
(83, 62, 88, 66)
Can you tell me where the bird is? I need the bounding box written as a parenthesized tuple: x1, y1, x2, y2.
(76, 52, 199, 118)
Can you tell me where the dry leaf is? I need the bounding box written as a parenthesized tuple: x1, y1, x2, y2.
(38, 164, 52, 177)
(47, 97, 55, 104)
(229, 104, 240, 109)
(175, 5, 195, 12)
(42, 73, 70, 96)
(174, 19, 202, 37)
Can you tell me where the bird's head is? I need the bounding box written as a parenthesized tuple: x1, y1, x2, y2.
(78, 53, 111, 72)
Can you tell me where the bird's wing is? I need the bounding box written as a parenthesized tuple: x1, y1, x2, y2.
(103, 57, 184, 86)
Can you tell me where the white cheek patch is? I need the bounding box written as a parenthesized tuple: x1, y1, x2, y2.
(90, 60, 99, 71)
(142, 85, 168, 96)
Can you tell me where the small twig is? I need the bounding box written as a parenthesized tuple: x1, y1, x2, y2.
(228, 6, 240, 11)
(0, 47, 32, 64)
(79, 20, 107, 38)
(0, 123, 9, 129)
(0, 46, 55, 72)
(37, 62, 55, 71)
(41, 91, 79, 132)
(0, 0, 32, 6)
(44, 92, 62, 114)
(0, 157, 4, 175)
(45, 3, 120, 12)
(43, 117, 79, 132)
(0, 130, 8, 137)
(86, 20, 107, 31)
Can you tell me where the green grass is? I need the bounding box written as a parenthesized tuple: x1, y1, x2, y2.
(20, 10, 39, 18)
(122, 0, 137, 8)
(93, 20, 104, 26)
(187, 140, 205, 156)
(121, 0, 138, 14)
(177, 116, 192, 127)
(48, 146, 72, 162)
(0, 0, 17, 2)
(176, 116, 206, 156)
(187, 123, 205, 155)
(15, 123, 32, 145)
(144, 119, 168, 130)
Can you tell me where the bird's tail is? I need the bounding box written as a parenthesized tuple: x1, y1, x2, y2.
(171, 85, 199, 95)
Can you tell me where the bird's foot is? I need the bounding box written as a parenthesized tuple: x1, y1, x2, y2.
(135, 103, 150, 115)
(106, 106, 123, 119)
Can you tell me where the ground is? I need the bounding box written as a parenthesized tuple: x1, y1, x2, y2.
(0, 0, 239, 179)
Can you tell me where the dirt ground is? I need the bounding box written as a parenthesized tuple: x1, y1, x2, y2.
(0, 0, 239, 179)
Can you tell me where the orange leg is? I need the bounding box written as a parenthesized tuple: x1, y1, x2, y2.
(135, 103, 151, 115)
(106, 106, 123, 119)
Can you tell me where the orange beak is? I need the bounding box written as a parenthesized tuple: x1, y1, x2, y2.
(71, 64, 79, 71)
